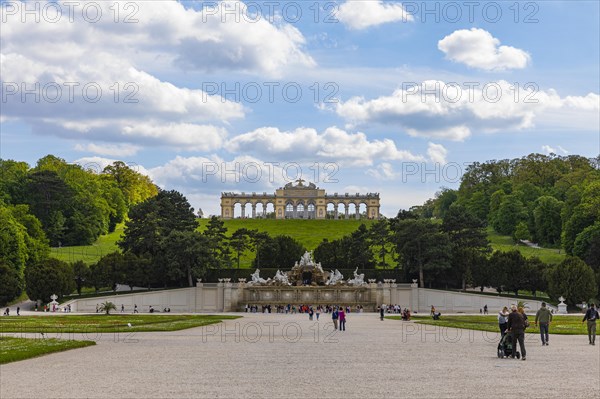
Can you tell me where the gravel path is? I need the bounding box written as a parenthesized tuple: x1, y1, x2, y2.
(1, 313, 598, 398)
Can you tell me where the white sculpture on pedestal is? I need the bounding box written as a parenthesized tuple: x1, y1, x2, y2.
(326, 269, 344, 285)
(557, 296, 568, 314)
(273, 270, 291, 285)
(347, 267, 366, 286)
(249, 269, 267, 285)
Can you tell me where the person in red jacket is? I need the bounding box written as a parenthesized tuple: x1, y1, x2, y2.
(338, 307, 346, 331)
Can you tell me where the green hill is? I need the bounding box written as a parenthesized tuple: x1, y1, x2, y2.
(50, 224, 125, 265)
(197, 219, 373, 249)
(49, 220, 567, 267)
(488, 227, 565, 264)
(50, 219, 374, 265)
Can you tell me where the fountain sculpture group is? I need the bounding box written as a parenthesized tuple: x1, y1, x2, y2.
(248, 251, 366, 287)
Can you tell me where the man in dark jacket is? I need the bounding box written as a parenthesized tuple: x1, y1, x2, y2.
(535, 302, 553, 346)
(507, 306, 527, 360)
(582, 303, 599, 345)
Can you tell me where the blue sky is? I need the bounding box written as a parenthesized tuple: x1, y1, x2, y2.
(1, 0, 599, 216)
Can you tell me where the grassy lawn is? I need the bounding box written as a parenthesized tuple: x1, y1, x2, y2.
(48, 219, 372, 266)
(487, 227, 566, 265)
(386, 315, 588, 335)
(0, 336, 95, 364)
(197, 218, 373, 250)
(49, 223, 125, 264)
(47, 221, 567, 268)
(0, 314, 241, 334)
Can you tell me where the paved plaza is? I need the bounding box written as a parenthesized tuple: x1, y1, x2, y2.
(1, 313, 599, 398)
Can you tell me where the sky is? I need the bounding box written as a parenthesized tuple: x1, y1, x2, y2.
(1, 0, 599, 217)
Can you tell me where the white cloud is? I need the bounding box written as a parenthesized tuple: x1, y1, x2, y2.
(541, 145, 556, 154)
(557, 146, 570, 154)
(335, 80, 599, 141)
(0, 1, 315, 148)
(366, 163, 399, 180)
(542, 145, 569, 155)
(226, 126, 425, 166)
(427, 143, 448, 164)
(337, 1, 413, 30)
(74, 143, 140, 157)
(438, 28, 530, 71)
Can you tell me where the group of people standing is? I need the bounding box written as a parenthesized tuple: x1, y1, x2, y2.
(331, 306, 346, 331)
(497, 301, 599, 360)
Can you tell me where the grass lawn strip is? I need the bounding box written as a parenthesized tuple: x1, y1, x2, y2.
(386, 315, 589, 335)
(0, 336, 95, 364)
(0, 315, 241, 333)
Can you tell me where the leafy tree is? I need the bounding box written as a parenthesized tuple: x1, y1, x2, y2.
(523, 257, 548, 297)
(470, 255, 491, 292)
(8, 204, 50, 265)
(253, 235, 307, 269)
(368, 219, 393, 269)
(573, 222, 600, 272)
(119, 190, 197, 260)
(250, 231, 271, 269)
(463, 190, 489, 222)
(492, 194, 528, 236)
(392, 219, 451, 288)
(230, 228, 253, 269)
(0, 159, 29, 204)
(513, 222, 531, 242)
(314, 238, 346, 270)
(348, 224, 376, 270)
(161, 230, 210, 287)
(547, 257, 597, 306)
(488, 250, 527, 295)
(24, 258, 75, 302)
(89, 261, 110, 293)
(273, 235, 306, 269)
(202, 216, 232, 269)
(71, 260, 90, 295)
(433, 188, 458, 219)
(118, 252, 151, 290)
(562, 181, 600, 254)
(0, 262, 23, 306)
(93, 252, 124, 292)
(102, 161, 157, 206)
(442, 204, 490, 289)
(99, 301, 117, 315)
(0, 206, 28, 272)
(533, 196, 563, 246)
(24, 170, 74, 246)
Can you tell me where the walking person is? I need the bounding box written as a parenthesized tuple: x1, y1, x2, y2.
(484, 305, 488, 314)
(16, 307, 20, 316)
(535, 302, 553, 345)
(121, 304, 125, 313)
(507, 305, 527, 361)
(498, 307, 509, 337)
(134, 304, 138, 313)
(339, 307, 346, 331)
(332, 307, 339, 330)
(316, 307, 320, 321)
(380, 305, 385, 321)
(582, 303, 599, 345)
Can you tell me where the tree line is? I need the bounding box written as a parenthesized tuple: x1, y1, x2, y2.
(0, 155, 157, 305)
(2, 153, 598, 308)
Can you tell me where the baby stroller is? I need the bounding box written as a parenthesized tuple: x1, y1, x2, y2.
(497, 334, 520, 359)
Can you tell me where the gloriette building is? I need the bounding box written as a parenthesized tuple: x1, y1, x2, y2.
(220, 179, 380, 219)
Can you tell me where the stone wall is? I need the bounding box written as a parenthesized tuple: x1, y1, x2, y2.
(62, 282, 556, 314)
